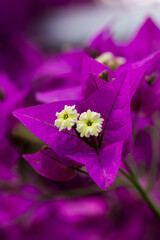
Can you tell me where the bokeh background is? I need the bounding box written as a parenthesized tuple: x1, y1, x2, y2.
(1, 0, 160, 239)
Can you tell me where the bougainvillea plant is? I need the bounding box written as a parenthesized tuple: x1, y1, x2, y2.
(2, 15, 160, 240)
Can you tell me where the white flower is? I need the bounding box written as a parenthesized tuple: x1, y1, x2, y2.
(96, 52, 126, 70)
(55, 105, 79, 131)
(76, 109, 104, 138)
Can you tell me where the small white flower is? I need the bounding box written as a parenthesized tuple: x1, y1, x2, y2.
(96, 52, 126, 70)
(55, 105, 79, 131)
(76, 109, 104, 138)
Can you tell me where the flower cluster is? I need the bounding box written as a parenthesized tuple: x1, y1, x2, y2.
(55, 105, 104, 138)
(11, 18, 160, 194)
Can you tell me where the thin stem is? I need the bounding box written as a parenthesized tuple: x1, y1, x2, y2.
(119, 168, 160, 219)
(71, 166, 160, 219)
(128, 153, 139, 178)
(123, 159, 136, 178)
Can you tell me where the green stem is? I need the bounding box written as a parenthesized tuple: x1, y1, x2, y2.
(70, 166, 160, 219)
(123, 159, 136, 178)
(119, 168, 160, 219)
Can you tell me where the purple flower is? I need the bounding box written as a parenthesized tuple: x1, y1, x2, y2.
(35, 51, 147, 104)
(86, 50, 160, 118)
(13, 70, 132, 190)
(33, 18, 160, 105)
(82, 54, 148, 100)
(89, 18, 160, 63)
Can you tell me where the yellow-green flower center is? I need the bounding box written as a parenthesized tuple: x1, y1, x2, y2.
(87, 120, 93, 126)
(63, 114, 68, 119)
